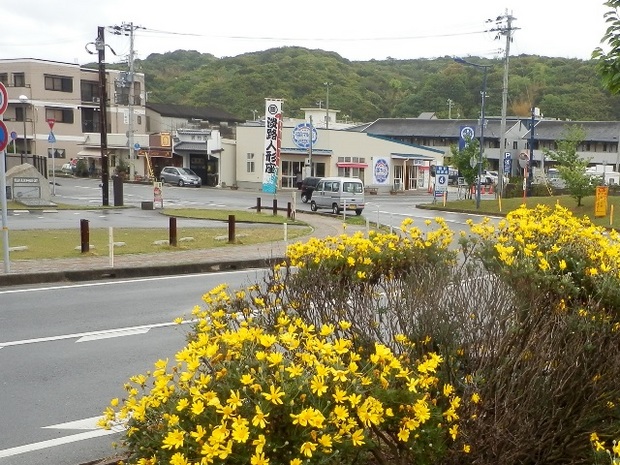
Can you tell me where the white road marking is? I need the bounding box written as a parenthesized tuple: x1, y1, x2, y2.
(0, 416, 126, 459)
(0, 321, 184, 349)
(0, 269, 255, 295)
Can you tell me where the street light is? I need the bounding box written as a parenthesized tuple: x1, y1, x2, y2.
(18, 95, 28, 160)
(454, 58, 491, 209)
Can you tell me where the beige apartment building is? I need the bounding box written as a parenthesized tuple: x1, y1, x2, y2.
(0, 58, 146, 177)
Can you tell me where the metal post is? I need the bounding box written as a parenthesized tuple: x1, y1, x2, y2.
(308, 115, 313, 176)
(454, 58, 492, 210)
(527, 108, 535, 196)
(18, 95, 28, 160)
(169, 216, 177, 247)
(477, 66, 488, 210)
(228, 215, 236, 243)
(324, 82, 332, 129)
(80, 219, 90, 253)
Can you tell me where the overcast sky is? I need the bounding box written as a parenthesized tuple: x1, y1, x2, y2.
(0, 1, 611, 65)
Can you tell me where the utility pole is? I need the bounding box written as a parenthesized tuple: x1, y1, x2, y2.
(489, 10, 518, 196)
(446, 98, 454, 119)
(110, 22, 141, 180)
(97, 27, 110, 206)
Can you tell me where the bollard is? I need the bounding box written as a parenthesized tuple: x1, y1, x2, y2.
(257, 197, 262, 213)
(228, 215, 236, 243)
(272, 199, 278, 216)
(287, 202, 292, 219)
(169, 217, 177, 247)
(80, 219, 90, 253)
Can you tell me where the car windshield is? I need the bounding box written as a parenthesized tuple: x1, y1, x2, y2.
(180, 168, 197, 176)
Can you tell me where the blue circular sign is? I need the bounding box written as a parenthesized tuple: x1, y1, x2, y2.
(0, 121, 9, 152)
(10, 131, 17, 140)
(134, 142, 141, 150)
(292, 123, 318, 149)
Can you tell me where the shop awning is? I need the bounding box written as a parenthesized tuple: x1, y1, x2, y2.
(336, 162, 368, 168)
(76, 148, 103, 158)
(391, 153, 435, 161)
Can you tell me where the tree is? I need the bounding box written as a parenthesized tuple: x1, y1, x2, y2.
(593, 0, 620, 93)
(448, 137, 483, 188)
(543, 125, 596, 206)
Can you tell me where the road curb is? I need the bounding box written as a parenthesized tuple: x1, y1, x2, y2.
(0, 256, 286, 287)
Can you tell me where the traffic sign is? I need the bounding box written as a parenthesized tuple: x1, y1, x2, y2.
(47, 118, 55, 130)
(133, 142, 141, 150)
(0, 121, 9, 151)
(10, 131, 17, 140)
(0, 83, 7, 115)
(48, 132, 56, 144)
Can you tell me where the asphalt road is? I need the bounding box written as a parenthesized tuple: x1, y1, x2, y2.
(0, 269, 266, 465)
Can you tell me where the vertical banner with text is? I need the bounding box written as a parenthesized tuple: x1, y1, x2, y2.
(262, 99, 283, 194)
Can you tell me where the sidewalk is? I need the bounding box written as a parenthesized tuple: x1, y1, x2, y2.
(0, 212, 364, 287)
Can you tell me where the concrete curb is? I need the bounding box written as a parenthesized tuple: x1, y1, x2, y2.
(0, 256, 286, 287)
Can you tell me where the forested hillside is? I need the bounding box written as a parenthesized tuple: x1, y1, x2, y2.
(124, 47, 620, 123)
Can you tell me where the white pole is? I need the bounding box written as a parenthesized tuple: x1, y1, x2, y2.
(108, 226, 114, 267)
(283, 223, 288, 243)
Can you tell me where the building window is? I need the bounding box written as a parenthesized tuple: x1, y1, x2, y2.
(46, 107, 74, 124)
(80, 80, 99, 102)
(45, 75, 73, 92)
(137, 115, 142, 125)
(0, 73, 7, 85)
(246, 152, 255, 173)
(16, 107, 25, 122)
(13, 73, 25, 87)
(48, 148, 66, 159)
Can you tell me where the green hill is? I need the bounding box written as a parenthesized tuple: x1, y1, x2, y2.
(118, 47, 620, 123)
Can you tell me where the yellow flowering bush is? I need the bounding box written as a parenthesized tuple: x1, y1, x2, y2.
(454, 203, 620, 465)
(467, 203, 620, 310)
(100, 284, 463, 465)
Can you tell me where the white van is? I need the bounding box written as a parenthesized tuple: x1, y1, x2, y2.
(310, 177, 365, 215)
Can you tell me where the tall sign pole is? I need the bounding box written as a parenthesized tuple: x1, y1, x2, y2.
(47, 118, 56, 196)
(0, 82, 11, 272)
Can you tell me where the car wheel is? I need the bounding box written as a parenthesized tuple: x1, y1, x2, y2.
(160, 177, 166, 184)
(301, 193, 309, 203)
(310, 201, 318, 212)
(355, 209, 363, 216)
(178, 180, 185, 187)
(332, 204, 340, 215)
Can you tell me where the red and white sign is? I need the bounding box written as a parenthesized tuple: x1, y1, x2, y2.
(0, 121, 9, 152)
(0, 82, 8, 115)
(47, 118, 55, 130)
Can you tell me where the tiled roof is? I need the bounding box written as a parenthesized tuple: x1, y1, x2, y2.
(530, 120, 620, 142)
(146, 103, 244, 123)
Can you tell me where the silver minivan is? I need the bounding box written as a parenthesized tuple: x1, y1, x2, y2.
(310, 177, 365, 215)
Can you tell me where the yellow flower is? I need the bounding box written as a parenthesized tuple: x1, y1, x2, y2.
(262, 385, 285, 405)
(240, 374, 254, 385)
(162, 429, 185, 450)
(252, 434, 266, 454)
(310, 375, 328, 397)
(471, 392, 481, 404)
(170, 452, 190, 465)
(300, 441, 317, 457)
(290, 459, 303, 465)
(463, 444, 471, 453)
(351, 429, 365, 446)
(252, 405, 269, 428)
(397, 427, 410, 442)
(449, 424, 458, 440)
(191, 400, 205, 416)
(250, 452, 270, 465)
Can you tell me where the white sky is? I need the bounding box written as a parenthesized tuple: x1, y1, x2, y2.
(0, 1, 611, 65)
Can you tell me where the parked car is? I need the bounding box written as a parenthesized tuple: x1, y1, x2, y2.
(160, 166, 202, 187)
(61, 163, 74, 174)
(310, 177, 365, 215)
(300, 176, 322, 203)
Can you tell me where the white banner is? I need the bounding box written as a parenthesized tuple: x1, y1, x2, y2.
(372, 157, 390, 185)
(262, 99, 283, 193)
